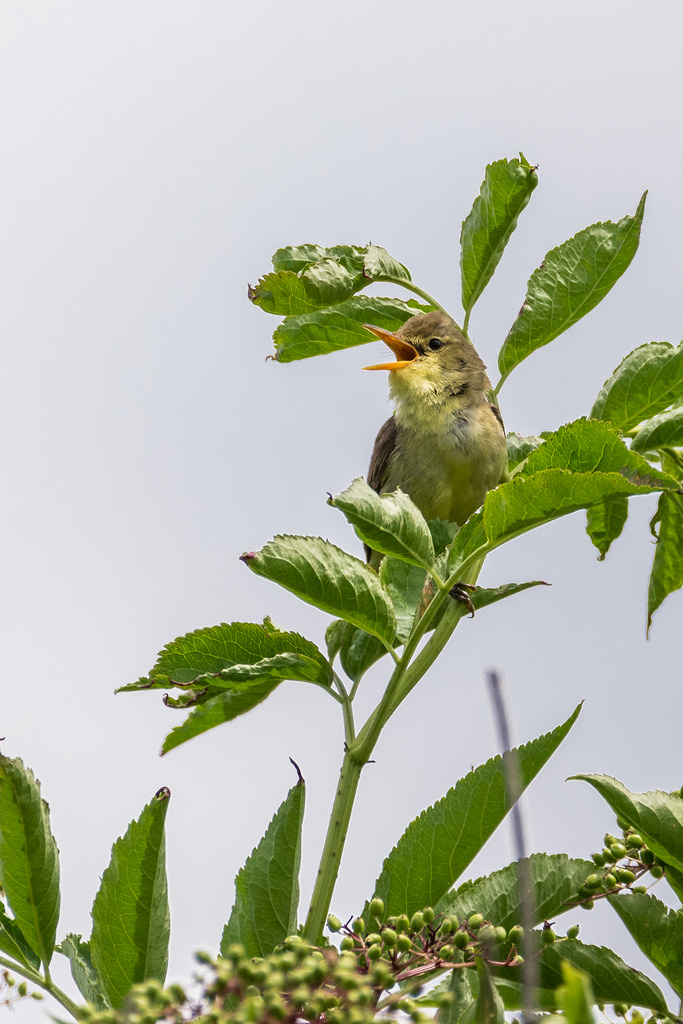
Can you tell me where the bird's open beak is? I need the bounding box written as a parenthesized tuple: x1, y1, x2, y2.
(362, 324, 419, 371)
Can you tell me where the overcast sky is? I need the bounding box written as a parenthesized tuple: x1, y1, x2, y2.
(2, 2, 683, 1017)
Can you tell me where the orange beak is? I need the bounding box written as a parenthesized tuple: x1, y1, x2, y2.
(362, 324, 419, 371)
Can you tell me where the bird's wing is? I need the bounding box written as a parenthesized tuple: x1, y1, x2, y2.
(489, 402, 505, 434)
(367, 416, 398, 494)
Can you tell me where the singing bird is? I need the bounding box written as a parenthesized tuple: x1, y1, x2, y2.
(363, 311, 506, 570)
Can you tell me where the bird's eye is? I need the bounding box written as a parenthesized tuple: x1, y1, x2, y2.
(428, 338, 443, 351)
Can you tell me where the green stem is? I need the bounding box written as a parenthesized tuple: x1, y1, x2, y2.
(0, 956, 83, 1021)
(301, 748, 364, 943)
(374, 276, 454, 323)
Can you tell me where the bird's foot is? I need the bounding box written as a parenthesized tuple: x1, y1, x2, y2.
(448, 582, 478, 617)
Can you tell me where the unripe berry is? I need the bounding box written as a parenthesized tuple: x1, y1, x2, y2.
(613, 1003, 628, 1017)
(437, 918, 453, 936)
(422, 906, 435, 924)
(508, 925, 524, 946)
(365, 933, 382, 946)
(494, 927, 507, 944)
(369, 897, 384, 919)
(631, 1011, 644, 1024)
(410, 911, 424, 932)
(396, 934, 412, 952)
(340, 936, 355, 951)
(478, 924, 497, 947)
(626, 833, 644, 849)
(439, 944, 454, 960)
(604, 873, 617, 888)
(592, 851, 606, 866)
(468, 913, 484, 930)
(610, 842, 627, 859)
(640, 848, 655, 866)
(581, 898, 595, 910)
(617, 868, 635, 884)
(650, 864, 664, 879)
(352, 917, 365, 935)
(453, 929, 469, 949)
(632, 885, 648, 895)
(395, 914, 410, 933)
(567, 925, 580, 940)
(366, 943, 382, 961)
(541, 927, 556, 945)
(381, 927, 397, 947)
(585, 874, 601, 889)
(604, 833, 618, 847)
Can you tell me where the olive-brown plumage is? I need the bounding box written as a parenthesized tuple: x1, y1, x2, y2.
(364, 311, 506, 567)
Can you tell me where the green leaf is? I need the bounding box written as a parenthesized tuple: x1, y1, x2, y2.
(380, 556, 427, 643)
(325, 620, 389, 683)
(0, 901, 40, 971)
(221, 776, 305, 958)
(631, 406, 683, 452)
(647, 491, 683, 633)
(556, 963, 595, 1024)
(524, 419, 674, 482)
(242, 536, 396, 646)
(363, 243, 412, 284)
(0, 756, 60, 969)
(483, 469, 664, 547)
(250, 261, 358, 315)
(571, 774, 683, 873)
(492, 935, 667, 1013)
(91, 787, 170, 1008)
(330, 478, 435, 569)
(469, 580, 549, 611)
(498, 193, 646, 381)
(505, 433, 544, 474)
(369, 705, 581, 916)
(461, 155, 538, 317)
(57, 934, 108, 1009)
(460, 960, 504, 1024)
(585, 495, 629, 560)
(439, 967, 474, 1023)
(662, 861, 683, 904)
(448, 511, 487, 570)
(591, 340, 683, 430)
(439, 854, 594, 932)
(121, 620, 330, 691)
(160, 680, 282, 754)
(609, 892, 683, 999)
(271, 295, 432, 362)
(271, 244, 366, 275)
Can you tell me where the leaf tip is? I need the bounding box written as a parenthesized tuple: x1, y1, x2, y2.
(155, 786, 171, 802)
(240, 551, 256, 566)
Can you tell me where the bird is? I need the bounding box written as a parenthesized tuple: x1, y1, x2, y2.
(363, 311, 507, 572)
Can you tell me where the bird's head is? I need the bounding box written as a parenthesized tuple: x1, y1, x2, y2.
(363, 312, 491, 413)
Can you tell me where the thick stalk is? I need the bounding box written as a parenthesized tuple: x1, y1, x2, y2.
(301, 748, 364, 944)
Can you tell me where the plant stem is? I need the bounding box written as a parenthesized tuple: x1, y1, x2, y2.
(374, 277, 455, 323)
(301, 748, 364, 943)
(0, 956, 83, 1021)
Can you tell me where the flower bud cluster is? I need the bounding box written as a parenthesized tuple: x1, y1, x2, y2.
(578, 821, 664, 909)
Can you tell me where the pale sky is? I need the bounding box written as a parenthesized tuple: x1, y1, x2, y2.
(2, 2, 683, 1017)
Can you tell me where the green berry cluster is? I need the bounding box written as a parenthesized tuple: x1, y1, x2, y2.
(78, 978, 187, 1024)
(0, 968, 43, 1010)
(577, 820, 665, 909)
(327, 897, 524, 985)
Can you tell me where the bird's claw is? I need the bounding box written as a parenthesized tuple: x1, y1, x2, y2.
(448, 582, 478, 617)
